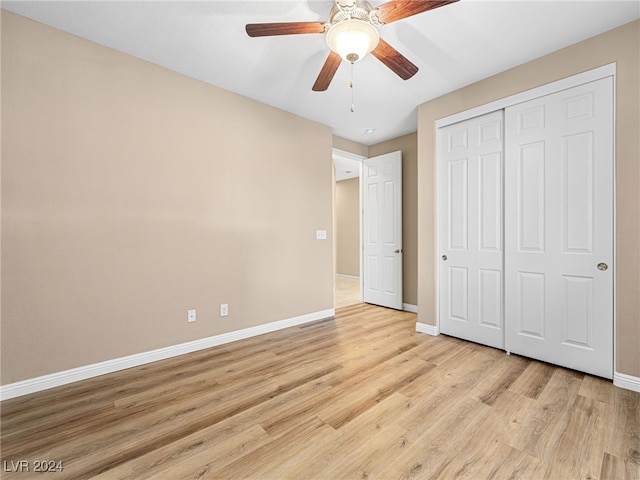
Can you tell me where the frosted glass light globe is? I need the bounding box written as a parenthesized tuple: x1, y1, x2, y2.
(326, 19, 380, 63)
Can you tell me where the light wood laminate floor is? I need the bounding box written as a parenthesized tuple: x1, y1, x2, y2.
(335, 276, 361, 309)
(1, 304, 639, 479)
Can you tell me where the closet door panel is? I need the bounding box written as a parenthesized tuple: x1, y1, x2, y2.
(479, 152, 502, 252)
(562, 132, 594, 253)
(518, 141, 546, 252)
(448, 158, 468, 251)
(504, 77, 613, 379)
(479, 269, 502, 329)
(438, 110, 504, 349)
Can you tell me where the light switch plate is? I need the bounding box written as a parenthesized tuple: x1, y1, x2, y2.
(316, 230, 327, 240)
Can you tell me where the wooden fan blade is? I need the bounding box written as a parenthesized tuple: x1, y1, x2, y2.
(371, 38, 418, 80)
(313, 51, 342, 91)
(246, 22, 326, 37)
(375, 0, 458, 24)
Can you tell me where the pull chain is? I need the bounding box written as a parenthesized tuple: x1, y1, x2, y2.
(350, 61, 355, 113)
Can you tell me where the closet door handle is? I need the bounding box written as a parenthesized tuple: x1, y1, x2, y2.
(597, 263, 608, 271)
(442, 255, 448, 261)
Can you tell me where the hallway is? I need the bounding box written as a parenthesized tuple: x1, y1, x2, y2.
(335, 276, 360, 309)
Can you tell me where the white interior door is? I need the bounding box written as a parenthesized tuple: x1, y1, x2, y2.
(438, 110, 505, 349)
(504, 77, 614, 379)
(363, 151, 403, 310)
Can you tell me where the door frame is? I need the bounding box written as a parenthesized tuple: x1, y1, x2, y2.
(433, 62, 617, 372)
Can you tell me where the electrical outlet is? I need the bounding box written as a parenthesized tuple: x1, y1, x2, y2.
(188, 309, 196, 322)
(220, 304, 229, 317)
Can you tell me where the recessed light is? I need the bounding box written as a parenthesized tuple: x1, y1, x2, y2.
(365, 128, 375, 134)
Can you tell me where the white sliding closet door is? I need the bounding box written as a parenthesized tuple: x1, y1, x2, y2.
(504, 77, 614, 379)
(438, 110, 505, 349)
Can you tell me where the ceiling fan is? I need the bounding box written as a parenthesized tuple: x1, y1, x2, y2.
(246, 0, 459, 92)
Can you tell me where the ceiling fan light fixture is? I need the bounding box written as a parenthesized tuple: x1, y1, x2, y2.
(326, 19, 379, 63)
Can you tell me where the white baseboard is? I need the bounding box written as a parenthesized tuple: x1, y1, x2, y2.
(415, 322, 439, 336)
(336, 274, 360, 280)
(403, 303, 418, 313)
(614, 372, 640, 393)
(0, 308, 335, 401)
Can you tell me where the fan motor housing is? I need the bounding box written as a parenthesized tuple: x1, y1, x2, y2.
(329, 1, 379, 26)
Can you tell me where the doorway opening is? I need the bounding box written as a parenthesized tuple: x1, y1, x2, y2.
(333, 148, 404, 310)
(333, 148, 364, 309)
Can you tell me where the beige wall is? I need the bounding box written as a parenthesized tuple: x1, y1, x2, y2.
(1, 12, 334, 384)
(335, 177, 360, 277)
(332, 136, 369, 158)
(418, 20, 640, 378)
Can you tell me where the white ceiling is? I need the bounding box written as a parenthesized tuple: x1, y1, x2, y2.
(3, 0, 639, 147)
